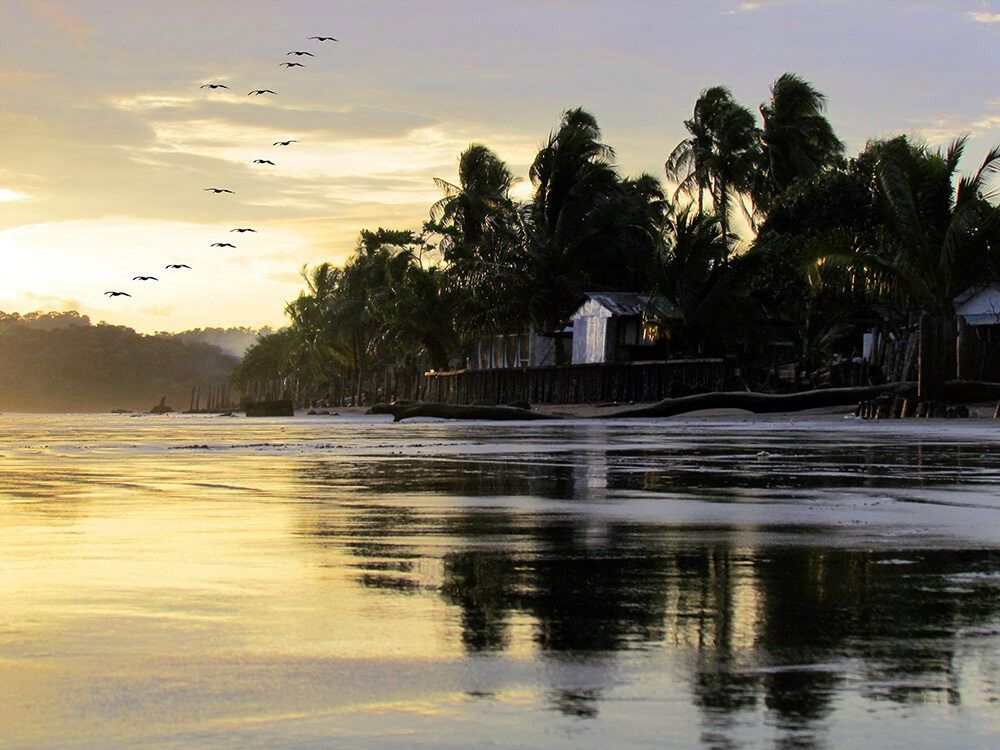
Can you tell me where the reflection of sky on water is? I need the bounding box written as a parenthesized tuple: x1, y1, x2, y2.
(1, 414, 999, 748)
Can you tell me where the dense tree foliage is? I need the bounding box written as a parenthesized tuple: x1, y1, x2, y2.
(666, 87, 758, 237)
(161, 326, 270, 357)
(12, 75, 995, 411)
(754, 73, 846, 211)
(227, 77, 999, 400)
(0, 316, 238, 412)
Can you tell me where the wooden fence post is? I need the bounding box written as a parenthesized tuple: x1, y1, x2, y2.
(918, 313, 943, 399)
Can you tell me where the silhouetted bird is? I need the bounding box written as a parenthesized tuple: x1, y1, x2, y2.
(248, 89, 277, 96)
(287, 51, 314, 56)
(273, 140, 297, 146)
(309, 36, 338, 41)
(165, 264, 192, 269)
(105, 291, 131, 297)
(279, 62, 305, 68)
(200, 83, 229, 89)
(230, 228, 256, 233)
(211, 242, 236, 247)
(204, 187, 234, 194)
(132, 276, 158, 281)
(253, 159, 275, 165)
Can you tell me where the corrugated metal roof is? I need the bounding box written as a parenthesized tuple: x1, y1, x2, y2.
(580, 292, 648, 317)
(955, 283, 1000, 325)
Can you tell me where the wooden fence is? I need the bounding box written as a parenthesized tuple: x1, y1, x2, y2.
(869, 326, 920, 383)
(404, 359, 727, 406)
(958, 338, 1000, 382)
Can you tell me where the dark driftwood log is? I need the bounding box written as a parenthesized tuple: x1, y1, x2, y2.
(367, 400, 418, 416)
(371, 380, 1000, 422)
(606, 383, 914, 419)
(390, 402, 554, 422)
(245, 399, 294, 417)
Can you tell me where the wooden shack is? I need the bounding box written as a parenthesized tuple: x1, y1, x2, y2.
(466, 325, 570, 370)
(955, 284, 1000, 381)
(570, 293, 662, 365)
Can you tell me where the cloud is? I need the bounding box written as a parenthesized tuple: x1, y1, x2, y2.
(139, 304, 175, 317)
(725, 0, 795, 13)
(972, 114, 1000, 131)
(265, 271, 305, 284)
(0, 67, 56, 87)
(26, 0, 94, 47)
(15, 291, 83, 311)
(0, 217, 325, 331)
(0, 188, 29, 202)
(913, 106, 1000, 145)
(968, 11, 1000, 24)
(112, 93, 437, 140)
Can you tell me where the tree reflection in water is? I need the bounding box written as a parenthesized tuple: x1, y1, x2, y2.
(299, 449, 1000, 744)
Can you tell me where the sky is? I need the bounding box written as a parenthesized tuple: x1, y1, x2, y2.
(0, 0, 998, 333)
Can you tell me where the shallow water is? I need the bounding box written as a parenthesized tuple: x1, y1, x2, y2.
(2, 413, 1000, 748)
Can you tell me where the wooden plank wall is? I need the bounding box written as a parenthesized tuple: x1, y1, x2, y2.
(402, 359, 727, 405)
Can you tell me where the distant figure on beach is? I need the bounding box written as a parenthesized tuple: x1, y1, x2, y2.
(150, 396, 174, 414)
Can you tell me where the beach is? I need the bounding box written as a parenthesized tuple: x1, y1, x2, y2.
(2, 412, 999, 748)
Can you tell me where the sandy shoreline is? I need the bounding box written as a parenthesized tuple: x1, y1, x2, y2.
(317, 401, 999, 420)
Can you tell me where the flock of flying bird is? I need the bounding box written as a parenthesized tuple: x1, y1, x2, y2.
(104, 35, 339, 300)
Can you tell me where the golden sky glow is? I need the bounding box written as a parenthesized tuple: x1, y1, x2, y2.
(1, 0, 997, 331)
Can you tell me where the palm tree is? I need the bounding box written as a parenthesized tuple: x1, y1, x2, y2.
(285, 262, 348, 379)
(430, 144, 518, 261)
(653, 206, 741, 353)
(756, 73, 845, 211)
(665, 86, 758, 240)
(380, 264, 457, 371)
(859, 136, 1000, 315)
(430, 145, 528, 336)
(609, 173, 668, 290)
(522, 109, 663, 327)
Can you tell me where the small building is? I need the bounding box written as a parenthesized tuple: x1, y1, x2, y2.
(955, 284, 1000, 332)
(570, 292, 673, 365)
(955, 284, 1000, 381)
(467, 325, 570, 370)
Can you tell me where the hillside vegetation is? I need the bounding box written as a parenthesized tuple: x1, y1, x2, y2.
(0, 312, 240, 412)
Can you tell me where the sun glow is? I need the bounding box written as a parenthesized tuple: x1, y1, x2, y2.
(0, 219, 316, 331)
(0, 188, 30, 202)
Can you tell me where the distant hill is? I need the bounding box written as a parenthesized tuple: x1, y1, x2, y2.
(0, 310, 92, 331)
(0, 311, 241, 413)
(161, 326, 272, 358)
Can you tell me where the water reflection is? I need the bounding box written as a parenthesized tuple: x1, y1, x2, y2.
(299, 446, 1000, 739)
(4, 415, 1000, 748)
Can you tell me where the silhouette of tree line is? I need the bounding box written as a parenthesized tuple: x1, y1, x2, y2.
(235, 72, 999, 402)
(0, 312, 245, 412)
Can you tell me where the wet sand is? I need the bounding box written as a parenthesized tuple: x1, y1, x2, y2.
(2, 413, 999, 748)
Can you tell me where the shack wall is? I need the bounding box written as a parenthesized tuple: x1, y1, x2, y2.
(571, 299, 613, 365)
